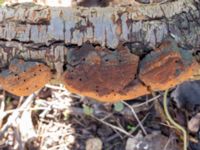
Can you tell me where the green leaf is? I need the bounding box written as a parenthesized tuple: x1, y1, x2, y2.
(83, 104, 94, 116)
(127, 125, 136, 132)
(114, 102, 124, 112)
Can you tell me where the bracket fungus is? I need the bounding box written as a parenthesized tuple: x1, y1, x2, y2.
(139, 41, 199, 91)
(62, 44, 142, 102)
(0, 59, 52, 96)
(0, 42, 198, 102)
(62, 41, 199, 102)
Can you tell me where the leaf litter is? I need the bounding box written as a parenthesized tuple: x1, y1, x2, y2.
(0, 80, 200, 149)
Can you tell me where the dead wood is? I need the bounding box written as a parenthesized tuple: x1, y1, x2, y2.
(0, 0, 199, 101)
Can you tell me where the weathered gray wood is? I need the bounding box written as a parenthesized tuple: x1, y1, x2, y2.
(0, 0, 200, 101)
(0, 0, 198, 49)
(0, 0, 199, 70)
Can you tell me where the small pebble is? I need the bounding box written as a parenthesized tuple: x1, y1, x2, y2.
(86, 137, 102, 150)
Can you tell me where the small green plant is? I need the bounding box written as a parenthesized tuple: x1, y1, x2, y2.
(127, 125, 136, 132)
(114, 102, 124, 112)
(83, 104, 94, 116)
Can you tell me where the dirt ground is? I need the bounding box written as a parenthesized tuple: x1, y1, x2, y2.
(0, 81, 200, 150)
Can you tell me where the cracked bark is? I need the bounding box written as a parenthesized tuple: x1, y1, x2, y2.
(0, 0, 200, 102)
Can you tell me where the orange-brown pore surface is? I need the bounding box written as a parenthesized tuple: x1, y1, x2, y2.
(62, 44, 148, 102)
(63, 42, 199, 102)
(0, 59, 52, 96)
(0, 41, 197, 101)
(139, 41, 199, 91)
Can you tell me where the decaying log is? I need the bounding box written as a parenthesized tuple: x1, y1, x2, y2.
(0, 0, 199, 102)
(3, 0, 169, 7)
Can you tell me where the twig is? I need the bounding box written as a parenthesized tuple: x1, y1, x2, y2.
(118, 112, 150, 141)
(106, 133, 120, 142)
(164, 136, 173, 150)
(0, 107, 48, 121)
(17, 96, 24, 107)
(0, 92, 37, 138)
(100, 113, 113, 121)
(163, 89, 188, 150)
(93, 116, 134, 138)
(152, 92, 167, 123)
(132, 94, 161, 108)
(112, 128, 123, 139)
(122, 101, 147, 135)
(159, 122, 178, 129)
(45, 84, 66, 91)
(128, 112, 150, 135)
(0, 92, 5, 127)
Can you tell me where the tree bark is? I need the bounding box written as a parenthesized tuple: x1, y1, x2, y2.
(0, 0, 199, 102)
(0, 0, 199, 67)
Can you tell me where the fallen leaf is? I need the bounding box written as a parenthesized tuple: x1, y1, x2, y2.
(83, 104, 94, 116)
(114, 102, 124, 112)
(188, 113, 200, 133)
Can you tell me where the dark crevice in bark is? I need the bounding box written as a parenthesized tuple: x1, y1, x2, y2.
(0, 0, 198, 49)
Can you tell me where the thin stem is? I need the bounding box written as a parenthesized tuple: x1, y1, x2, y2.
(163, 89, 187, 150)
